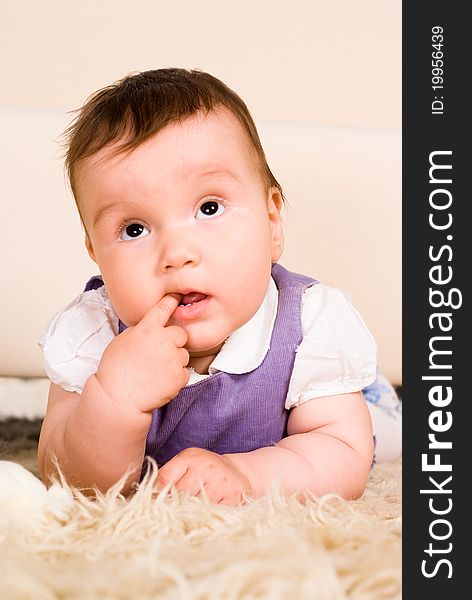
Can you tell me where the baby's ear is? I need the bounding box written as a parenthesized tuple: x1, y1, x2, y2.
(267, 187, 284, 262)
(85, 235, 97, 263)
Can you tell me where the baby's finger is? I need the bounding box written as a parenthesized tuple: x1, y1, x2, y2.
(174, 470, 206, 498)
(141, 294, 182, 328)
(156, 454, 189, 488)
(179, 364, 191, 388)
(196, 480, 224, 504)
(165, 325, 188, 348)
(179, 347, 190, 367)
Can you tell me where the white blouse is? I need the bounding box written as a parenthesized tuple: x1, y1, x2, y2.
(38, 277, 377, 410)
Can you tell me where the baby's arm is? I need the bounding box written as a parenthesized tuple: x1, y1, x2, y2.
(228, 391, 374, 499)
(38, 294, 189, 494)
(38, 380, 152, 493)
(157, 391, 373, 503)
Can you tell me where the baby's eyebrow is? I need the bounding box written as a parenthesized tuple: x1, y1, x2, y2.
(92, 201, 126, 228)
(196, 167, 239, 181)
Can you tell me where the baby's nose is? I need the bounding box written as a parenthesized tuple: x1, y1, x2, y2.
(158, 229, 200, 272)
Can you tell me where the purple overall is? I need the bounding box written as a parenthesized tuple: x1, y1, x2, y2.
(85, 263, 318, 465)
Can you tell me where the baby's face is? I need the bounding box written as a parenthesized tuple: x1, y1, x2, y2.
(77, 108, 283, 360)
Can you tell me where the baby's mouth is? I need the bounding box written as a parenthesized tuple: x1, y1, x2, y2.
(178, 292, 208, 307)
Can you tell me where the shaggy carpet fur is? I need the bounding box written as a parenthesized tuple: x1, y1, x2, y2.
(0, 458, 401, 599)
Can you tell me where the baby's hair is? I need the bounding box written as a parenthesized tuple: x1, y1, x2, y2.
(64, 68, 284, 209)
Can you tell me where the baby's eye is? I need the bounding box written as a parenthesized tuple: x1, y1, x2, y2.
(120, 223, 150, 241)
(197, 200, 225, 220)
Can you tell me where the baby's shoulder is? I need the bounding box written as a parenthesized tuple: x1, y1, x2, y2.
(38, 285, 119, 393)
(286, 283, 377, 409)
(300, 283, 376, 345)
(42, 285, 119, 335)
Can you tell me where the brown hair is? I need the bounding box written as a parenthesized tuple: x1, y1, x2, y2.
(64, 68, 283, 206)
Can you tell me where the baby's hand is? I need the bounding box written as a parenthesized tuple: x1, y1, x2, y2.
(95, 294, 190, 413)
(156, 448, 251, 506)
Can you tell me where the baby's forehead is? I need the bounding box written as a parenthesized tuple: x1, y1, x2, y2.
(80, 108, 258, 181)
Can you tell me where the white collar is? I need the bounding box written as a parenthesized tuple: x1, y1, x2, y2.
(187, 276, 278, 384)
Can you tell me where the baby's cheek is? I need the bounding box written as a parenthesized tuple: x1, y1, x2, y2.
(112, 297, 147, 328)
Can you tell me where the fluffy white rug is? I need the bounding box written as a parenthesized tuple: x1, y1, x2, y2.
(0, 459, 401, 599)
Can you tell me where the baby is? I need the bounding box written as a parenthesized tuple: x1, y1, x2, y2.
(38, 68, 401, 505)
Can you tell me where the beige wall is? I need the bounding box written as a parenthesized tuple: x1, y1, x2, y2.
(1, 0, 400, 128)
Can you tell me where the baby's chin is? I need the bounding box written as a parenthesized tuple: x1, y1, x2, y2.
(185, 335, 228, 358)
(184, 325, 228, 358)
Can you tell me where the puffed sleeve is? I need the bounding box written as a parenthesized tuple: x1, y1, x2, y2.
(38, 286, 119, 394)
(285, 284, 377, 410)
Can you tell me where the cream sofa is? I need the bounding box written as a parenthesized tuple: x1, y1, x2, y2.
(0, 107, 401, 384)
